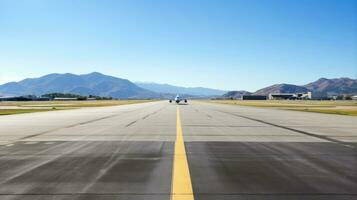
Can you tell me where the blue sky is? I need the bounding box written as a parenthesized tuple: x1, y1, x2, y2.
(0, 0, 356, 91)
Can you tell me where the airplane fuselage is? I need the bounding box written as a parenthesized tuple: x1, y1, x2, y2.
(170, 95, 187, 104)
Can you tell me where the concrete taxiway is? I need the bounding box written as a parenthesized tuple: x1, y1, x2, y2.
(0, 101, 356, 200)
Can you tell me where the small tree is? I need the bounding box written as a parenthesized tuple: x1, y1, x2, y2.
(345, 95, 352, 100)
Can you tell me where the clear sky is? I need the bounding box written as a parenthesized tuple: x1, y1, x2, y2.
(0, 0, 356, 91)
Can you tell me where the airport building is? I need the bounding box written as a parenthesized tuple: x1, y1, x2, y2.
(269, 92, 312, 100)
(242, 95, 267, 100)
(53, 97, 78, 101)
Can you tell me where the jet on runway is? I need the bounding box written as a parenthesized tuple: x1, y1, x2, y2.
(169, 95, 187, 104)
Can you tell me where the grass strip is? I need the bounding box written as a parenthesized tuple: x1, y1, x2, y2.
(207, 100, 357, 116)
(0, 109, 55, 115)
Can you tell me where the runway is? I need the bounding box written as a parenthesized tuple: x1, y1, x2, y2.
(0, 101, 356, 200)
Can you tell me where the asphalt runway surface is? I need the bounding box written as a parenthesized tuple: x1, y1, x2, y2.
(0, 101, 356, 200)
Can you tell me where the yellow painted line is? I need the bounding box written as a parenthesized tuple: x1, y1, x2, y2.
(171, 106, 195, 200)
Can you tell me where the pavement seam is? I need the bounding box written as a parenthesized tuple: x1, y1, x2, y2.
(1, 193, 356, 195)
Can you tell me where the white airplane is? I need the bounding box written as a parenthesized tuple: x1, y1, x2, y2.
(169, 95, 187, 104)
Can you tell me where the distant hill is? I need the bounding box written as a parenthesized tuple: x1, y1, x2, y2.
(254, 84, 309, 95)
(0, 72, 158, 99)
(254, 78, 357, 97)
(304, 78, 357, 97)
(222, 90, 252, 99)
(136, 82, 226, 97)
(222, 77, 357, 99)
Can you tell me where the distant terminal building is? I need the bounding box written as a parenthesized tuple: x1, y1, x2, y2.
(269, 92, 312, 100)
(53, 97, 78, 101)
(352, 95, 357, 100)
(242, 95, 267, 100)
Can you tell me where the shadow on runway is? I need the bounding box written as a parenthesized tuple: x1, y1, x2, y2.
(175, 103, 189, 105)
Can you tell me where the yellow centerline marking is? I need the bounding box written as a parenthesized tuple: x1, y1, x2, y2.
(171, 106, 195, 200)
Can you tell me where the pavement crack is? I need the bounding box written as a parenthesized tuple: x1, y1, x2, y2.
(184, 125, 266, 127)
(215, 110, 356, 148)
(125, 106, 165, 127)
(18, 114, 118, 141)
(125, 120, 139, 127)
(190, 106, 213, 119)
(8, 108, 142, 143)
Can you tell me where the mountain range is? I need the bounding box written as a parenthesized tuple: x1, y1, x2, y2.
(254, 84, 309, 95)
(0, 72, 356, 99)
(224, 77, 357, 98)
(0, 72, 224, 98)
(0, 72, 158, 99)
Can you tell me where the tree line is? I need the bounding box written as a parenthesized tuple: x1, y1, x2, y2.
(41, 93, 113, 100)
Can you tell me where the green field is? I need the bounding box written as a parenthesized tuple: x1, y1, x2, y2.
(208, 100, 357, 116)
(0, 100, 156, 115)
